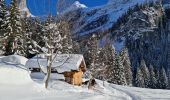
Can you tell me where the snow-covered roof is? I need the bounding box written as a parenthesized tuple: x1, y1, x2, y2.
(25, 54, 86, 73)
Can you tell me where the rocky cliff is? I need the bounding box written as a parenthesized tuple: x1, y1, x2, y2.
(17, 0, 32, 17)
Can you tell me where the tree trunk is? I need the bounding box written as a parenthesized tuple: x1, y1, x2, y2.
(45, 66, 51, 88)
(45, 48, 53, 88)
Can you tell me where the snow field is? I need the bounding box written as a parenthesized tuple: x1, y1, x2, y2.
(0, 55, 170, 100)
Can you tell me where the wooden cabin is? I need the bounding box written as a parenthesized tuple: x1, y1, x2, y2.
(63, 61, 86, 86)
(25, 54, 86, 86)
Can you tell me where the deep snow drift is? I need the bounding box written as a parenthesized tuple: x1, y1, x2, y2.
(0, 65, 32, 85)
(0, 55, 30, 85)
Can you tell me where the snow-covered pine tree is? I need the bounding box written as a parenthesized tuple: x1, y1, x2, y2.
(120, 48, 133, 86)
(135, 66, 145, 87)
(99, 45, 109, 67)
(91, 35, 100, 77)
(155, 68, 160, 88)
(57, 20, 73, 54)
(84, 34, 106, 82)
(4, 0, 23, 55)
(26, 18, 44, 57)
(72, 41, 80, 54)
(21, 17, 32, 57)
(30, 18, 73, 55)
(0, 0, 8, 35)
(0, 0, 9, 54)
(112, 54, 127, 85)
(83, 34, 103, 88)
(43, 16, 62, 54)
(167, 69, 170, 89)
(148, 64, 157, 89)
(92, 48, 106, 80)
(85, 34, 98, 69)
(140, 59, 150, 88)
(102, 43, 116, 83)
(158, 67, 168, 89)
(104, 43, 115, 66)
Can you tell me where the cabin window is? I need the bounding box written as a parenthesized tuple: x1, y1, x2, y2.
(30, 68, 40, 72)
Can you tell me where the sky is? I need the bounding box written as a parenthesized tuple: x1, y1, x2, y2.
(5, 0, 108, 16)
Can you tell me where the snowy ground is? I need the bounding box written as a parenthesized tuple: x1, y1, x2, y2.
(0, 55, 170, 100)
(1, 74, 170, 100)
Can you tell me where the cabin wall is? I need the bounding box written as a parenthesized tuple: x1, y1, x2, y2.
(73, 71, 83, 86)
(64, 69, 84, 86)
(64, 72, 74, 84)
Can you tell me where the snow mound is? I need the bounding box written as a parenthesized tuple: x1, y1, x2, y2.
(0, 65, 32, 85)
(1, 55, 28, 65)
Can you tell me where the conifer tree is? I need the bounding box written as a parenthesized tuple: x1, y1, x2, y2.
(111, 55, 127, 85)
(21, 17, 32, 57)
(135, 66, 145, 87)
(167, 69, 170, 89)
(0, 0, 9, 54)
(4, 0, 23, 55)
(57, 20, 73, 54)
(85, 34, 98, 69)
(43, 16, 62, 54)
(120, 48, 133, 86)
(83, 34, 103, 88)
(0, 0, 8, 36)
(26, 18, 44, 57)
(92, 48, 106, 80)
(72, 41, 80, 54)
(155, 68, 160, 88)
(102, 43, 116, 82)
(158, 67, 168, 89)
(149, 64, 157, 88)
(140, 59, 150, 88)
(103, 43, 116, 66)
(90, 34, 100, 77)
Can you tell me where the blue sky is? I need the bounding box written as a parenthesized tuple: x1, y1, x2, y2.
(5, 0, 108, 16)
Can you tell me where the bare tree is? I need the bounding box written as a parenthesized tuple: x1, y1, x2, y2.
(41, 16, 63, 88)
(40, 0, 73, 88)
